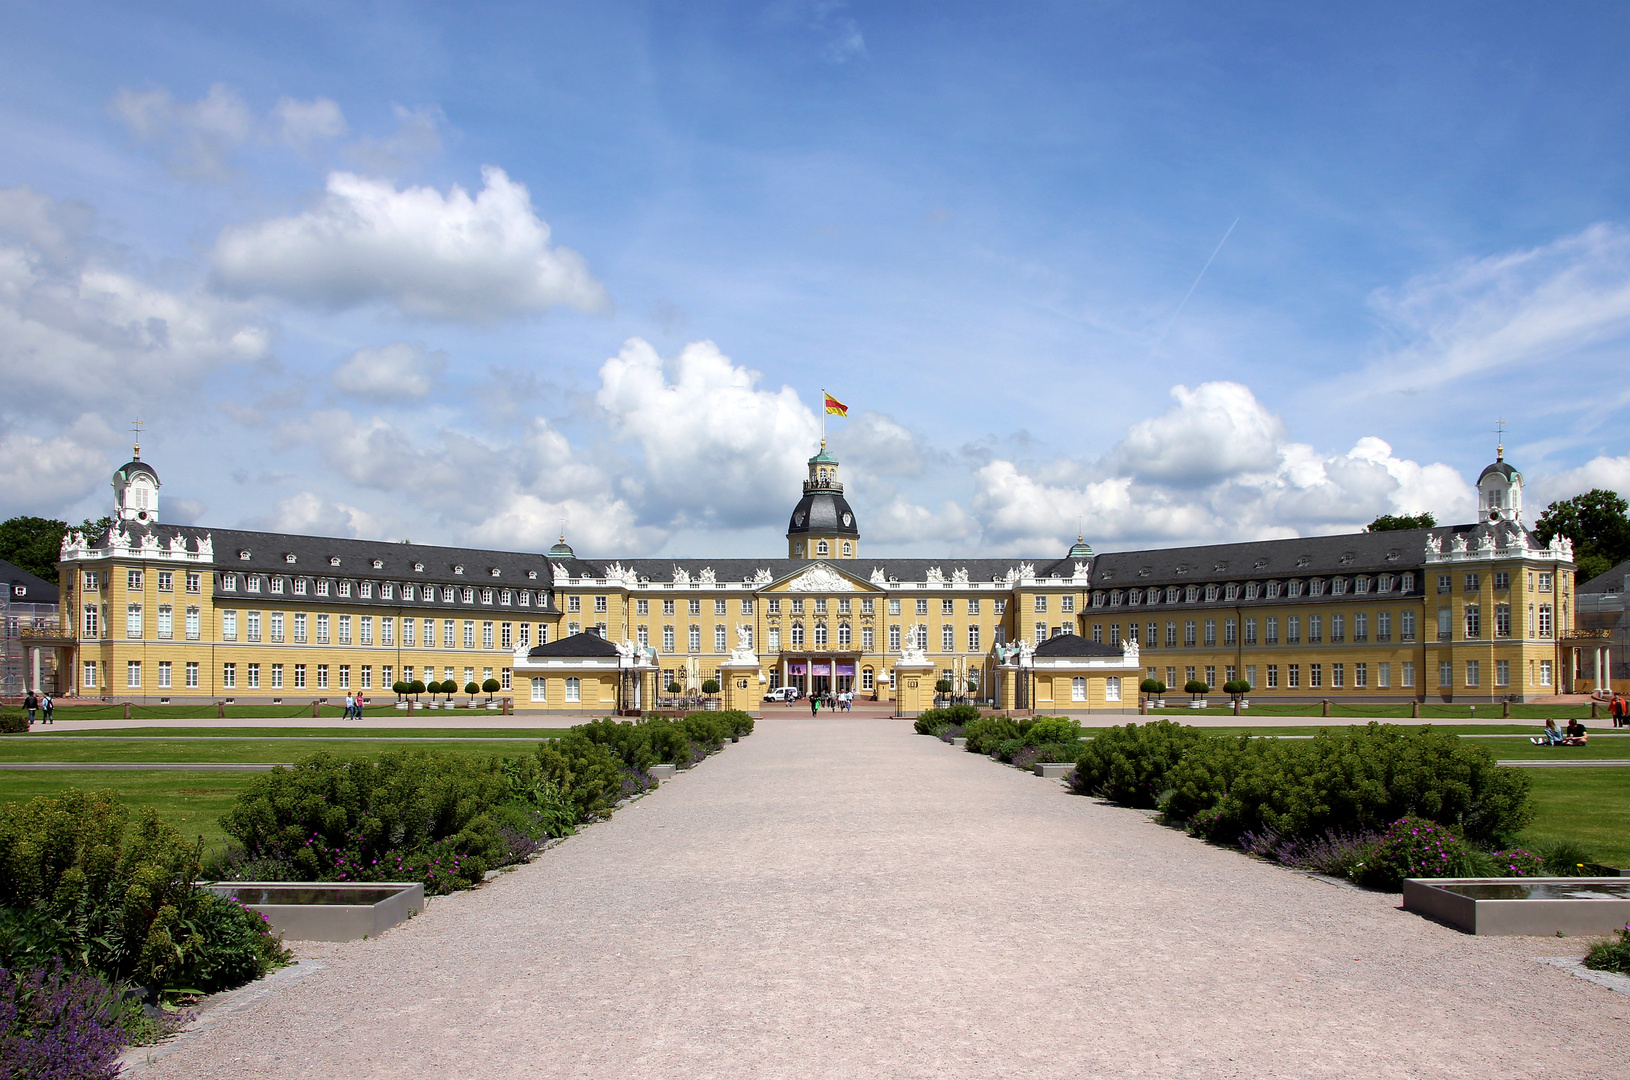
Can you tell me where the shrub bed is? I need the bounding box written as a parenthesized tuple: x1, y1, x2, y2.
(1069, 721, 1208, 807)
(1586, 923, 1630, 975)
(913, 705, 981, 736)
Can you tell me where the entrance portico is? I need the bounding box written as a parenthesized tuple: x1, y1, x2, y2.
(781, 654, 863, 696)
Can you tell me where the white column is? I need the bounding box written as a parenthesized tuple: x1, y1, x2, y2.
(1606, 646, 1613, 692)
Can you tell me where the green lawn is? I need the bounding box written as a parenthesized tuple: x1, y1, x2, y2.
(1078, 723, 1599, 738)
(0, 772, 256, 849)
(5, 726, 567, 740)
(1143, 702, 1597, 720)
(0, 738, 554, 763)
(0, 702, 509, 722)
(1521, 768, 1630, 868)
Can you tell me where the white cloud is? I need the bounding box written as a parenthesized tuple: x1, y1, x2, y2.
(210, 167, 609, 322)
(330, 342, 446, 399)
(1362, 222, 1630, 394)
(1528, 453, 1630, 508)
(1111, 381, 1284, 485)
(108, 83, 254, 180)
(271, 96, 348, 150)
(0, 187, 270, 421)
(968, 384, 1476, 553)
(255, 491, 399, 539)
(841, 411, 927, 477)
(0, 417, 116, 516)
(862, 495, 975, 545)
(594, 338, 820, 526)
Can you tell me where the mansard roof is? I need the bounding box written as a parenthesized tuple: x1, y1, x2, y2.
(0, 559, 58, 605)
(528, 631, 620, 658)
(1033, 633, 1124, 658)
(1579, 557, 1630, 594)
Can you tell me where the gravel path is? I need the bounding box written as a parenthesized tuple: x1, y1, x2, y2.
(142, 716, 1630, 1079)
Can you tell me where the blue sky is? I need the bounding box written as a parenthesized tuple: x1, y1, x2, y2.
(3, 1, 1629, 557)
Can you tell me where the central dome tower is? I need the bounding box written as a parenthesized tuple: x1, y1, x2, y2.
(787, 442, 859, 559)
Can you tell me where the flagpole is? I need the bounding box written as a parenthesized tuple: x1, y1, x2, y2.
(820, 387, 826, 448)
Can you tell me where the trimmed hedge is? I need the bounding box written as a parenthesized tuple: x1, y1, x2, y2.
(1070, 722, 1533, 848)
(913, 705, 981, 735)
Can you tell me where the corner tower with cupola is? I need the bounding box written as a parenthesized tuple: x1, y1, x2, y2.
(113, 442, 161, 525)
(786, 442, 860, 559)
(1477, 441, 1523, 523)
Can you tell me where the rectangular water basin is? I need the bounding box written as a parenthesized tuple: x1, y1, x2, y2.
(205, 881, 424, 942)
(1402, 877, 1630, 936)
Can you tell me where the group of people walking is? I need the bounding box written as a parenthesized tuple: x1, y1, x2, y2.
(342, 693, 368, 720)
(22, 691, 54, 725)
(807, 690, 852, 714)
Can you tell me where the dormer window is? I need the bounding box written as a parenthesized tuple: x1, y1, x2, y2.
(294, 579, 307, 596)
(338, 580, 352, 597)
(490, 568, 501, 578)
(239, 550, 251, 561)
(462, 587, 474, 603)
(271, 577, 284, 594)
(359, 581, 373, 598)
(526, 570, 537, 580)
(247, 576, 261, 593)
(221, 575, 237, 592)
(454, 565, 464, 575)
(316, 580, 329, 596)
(414, 562, 424, 572)
(329, 557, 341, 567)
(284, 553, 297, 564)
(372, 559, 383, 570)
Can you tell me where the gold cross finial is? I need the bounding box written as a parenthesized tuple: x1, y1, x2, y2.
(131, 418, 144, 458)
(1495, 418, 1506, 460)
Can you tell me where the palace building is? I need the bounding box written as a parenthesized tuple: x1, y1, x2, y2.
(43, 438, 1584, 713)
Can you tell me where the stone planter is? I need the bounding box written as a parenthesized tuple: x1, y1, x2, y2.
(951, 737, 967, 748)
(648, 764, 677, 781)
(204, 881, 424, 942)
(1402, 877, 1630, 936)
(1032, 762, 1075, 779)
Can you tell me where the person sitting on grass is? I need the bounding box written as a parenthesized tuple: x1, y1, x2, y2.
(1531, 718, 1565, 745)
(1563, 718, 1589, 745)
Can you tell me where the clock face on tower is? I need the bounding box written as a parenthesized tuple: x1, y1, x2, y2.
(794, 512, 805, 526)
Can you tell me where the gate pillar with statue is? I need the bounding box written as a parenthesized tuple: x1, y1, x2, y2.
(720, 625, 762, 713)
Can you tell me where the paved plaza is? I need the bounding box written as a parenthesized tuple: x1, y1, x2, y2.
(137, 716, 1629, 1079)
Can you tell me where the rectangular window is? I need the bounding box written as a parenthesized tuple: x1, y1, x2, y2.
(1401, 661, 1414, 688)
(1401, 610, 1415, 642)
(1377, 662, 1390, 688)
(380, 616, 394, 646)
(1309, 663, 1322, 688)
(1035, 621, 1047, 642)
(317, 664, 329, 689)
(1437, 608, 1452, 640)
(157, 570, 173, 592)
(663, 599, 676, 616)
(294, 664, 306, 689)
(1184, 620, 1197, 647)
(1203, 619, 1216, 647)
(360, 665, 371, 689)
(403, 618, 416, 646)
(1109, 624, 1120, 646)
(246, 610, 261, 642)
(271, 663, 284, 689)
(222, 662, 236, 689)
(82, 604, 99, 637)
(501, 623, 513, 649)
(1331, 663, 1344, 689)
(294, 612, 308, 643)
(1245, 665, 1257, 687)
(1204, 665, 1215, 686)
(889, 625, 901, 651)
(222, 610, 237, 641)
(185, 661, 199, 688)
(1069, 676, 1086, 702)
(1286, 616, 1300, 644)
(294, 578, 307, 596)
(863, 625, 875, 650)
(596, 596, 609, 614)
(1330, 613, 1344, 643)
(357, 615, 371, 645)
(1266, 664, 1279, 688)
(914, 598, 928, 616)
(82, 659, 98, 688)
(127, 660, 141, 688)
(689, 599, 702, 616)
(127, 603, 143, 638)
(184, 571, 200, 593)
(1538, 604, 1553, 636)
(663, 625, 675, 652)
(463, 621, 475, 648)
(1495, 659, 1509, 687)
(1288, 664, 1300, 688)
(685, 625, 699, 652)
(481, 621, 494, 649)
(338, 664, 351, 689)
(1538, 572, 1552, 593)
(1308, 615, 1322, 644)
(716, 624, 727, 652)
(158, 661, 172, 688)
(1375, 611, 1389, 641)
(1464, 572, 1480, 592)
(965, 624, 980, 652)
(316, 613, 330, 644)
(272, 577, 284, 594)
(338, 615, 352, 645)
(1354, 663, 1367, 688)
(1539, 660, 1552, 686)
(270, 611, 283, 642)
(568, 595, 581, 613)
(1265, 617, 1278, 645)
(1033, 595, 1047, 612)
(381, 665, 392, 687)
(501, 668, 511, 691)
(563, 676, 583, 703)
(1494, 604, 1510, 637)
(1106, 676, 1122, 702)
(1465, 660, 1480, 688)
(1439, 660, 1453, 688)
(1241, 617, 1256, 646)
(1464, 604, 1480, 639)
(247, 663, 260, 689)
(1224, 618, 1237, 646)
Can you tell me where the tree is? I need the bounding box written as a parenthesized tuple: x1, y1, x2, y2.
(409, 679, 426, 702)
(700, 678, 720, 696)
(1184, 679, 1209, 701)
(392, 680, 409, 701)
(1366, 512, 1436, 532)
(0, 516, 69, 581)
(464, 681, 480, 702)
(1140, 678, 1166, 702)
(666, 681, 682, 696)
(1534, 489, 1630, 583)
(481, 678, 500, 702)
(1222, 679, 1252, 703)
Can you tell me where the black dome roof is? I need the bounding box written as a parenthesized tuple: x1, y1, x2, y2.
(115, 459, 159, 482)
(787, 491, 859, 536)
(1477, 460, 1519, 483)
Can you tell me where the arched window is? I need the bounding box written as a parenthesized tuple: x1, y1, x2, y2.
(794, 542, 804, 556)
(837, 622, 851, 646)
(816, 540, 829, 556)
(791, 622, 805, 647)
(842, 541, 852, 557)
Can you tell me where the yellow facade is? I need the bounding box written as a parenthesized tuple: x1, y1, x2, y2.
(56, 444, 1577, 713)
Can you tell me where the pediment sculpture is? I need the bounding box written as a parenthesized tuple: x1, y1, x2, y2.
(925, 566, 946, 586)
(788, 564, 855, 592)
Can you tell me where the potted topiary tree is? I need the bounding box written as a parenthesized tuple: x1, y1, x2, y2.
(1223, 679, 1252, 715)
(934, 678, 952, 707)
(1184, 679, 1209, 709)
(667, 680, 682, 706)
(392, 681, 409, 709)
(409, 679, 426, 705)
(1139, 678, 1165, 712)
(431, 679, 449, 708)
(701, 678, 720, 703)
(482, 677, 501, 707)
(464, 681, 480, 707)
